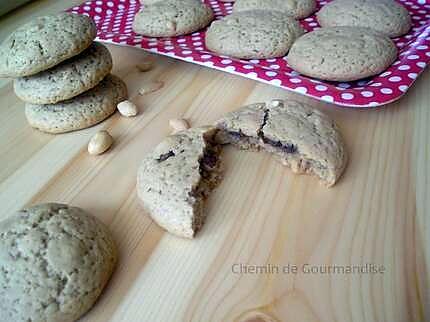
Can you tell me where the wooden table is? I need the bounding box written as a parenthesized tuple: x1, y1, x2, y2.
(0, 1, 429, 322)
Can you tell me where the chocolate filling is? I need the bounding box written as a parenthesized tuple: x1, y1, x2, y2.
(261, 137, 297, 154)
(156, 150, 175, 162)
(199, 144, 220, 179)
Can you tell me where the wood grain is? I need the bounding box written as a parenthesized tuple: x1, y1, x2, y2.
(0, 2, 428, 322)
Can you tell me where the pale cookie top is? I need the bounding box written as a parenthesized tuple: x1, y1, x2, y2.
(0, 203, 117, 322)
(287, 27, 398, 82)
(205, 10, 304, 59)
(132, 0, 214, 37)
(14, 42, 112, 104)
(0, 13, 97, 78)
(317, 0, 411, 38)
(25, 74, 127, 134)
(137, 127, 222, 238)
(233, 0, 316, 19)
(215, 100, 347, 186)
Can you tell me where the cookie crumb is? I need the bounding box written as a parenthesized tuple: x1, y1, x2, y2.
(138, 80, 164, 95)
(88, 130, 113, 155)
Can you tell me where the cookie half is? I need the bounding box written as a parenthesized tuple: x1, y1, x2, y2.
(287, 27, 398, 82)
(14, 42, 112, 104)
(317, 0, 411, 38)
(233, 0, 316, 19)
(0, 203, 117, 322)
(215, 99, 347, 187)
(0, 13, 96, 78)
(137, 127, 223, 238)
(133, 0, 214, 37)
(25, 74, 127, 134)
(205, 10, 304, 59)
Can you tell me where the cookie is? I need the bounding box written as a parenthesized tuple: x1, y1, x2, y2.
(287, 27, 398, 82)
(137, 127, 223, 238)
(14, 43, 112, 104)
(215, 99, 347, 187)
(0, 203, 117, 322)
(317, 0, 411, 38)
(233, 0, 316, 19)
(25, 74, 127, 134)
(133, 0, 214, 37)
(205, 10, 304, 59)
(0, 13, 96, 78)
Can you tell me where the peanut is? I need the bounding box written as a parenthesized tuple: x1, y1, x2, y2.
(88, 130, 113, 155)
(169, 118, 190, 133)
(136, 60, 154, 72)
(117, 100, 138, 117)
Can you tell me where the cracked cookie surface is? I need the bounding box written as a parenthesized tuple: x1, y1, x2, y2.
(137, 126, 223, 238)
(215, 99, 347, 186)
(132, 0, 214, 37)
(287, 27, 397, 82)
(14, 42, 112, 104)
(0, 203, 117, 322)
(205, 10, 304, 59)
(317, 0, 411, 38)
(25, 74, 127, 134)
(233, 0, 316, 19)
(0, 13, 96, 78)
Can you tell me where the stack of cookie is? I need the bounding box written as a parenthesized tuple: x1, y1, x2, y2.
(0, 12, 127, 134)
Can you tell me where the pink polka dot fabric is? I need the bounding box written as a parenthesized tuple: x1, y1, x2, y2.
(68, 0, 430, 108)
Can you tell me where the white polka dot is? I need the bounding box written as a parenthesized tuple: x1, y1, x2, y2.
(407, 54, 420, 60)
(265, 71, 277, 77)
(290, 78, 301, 83)
(388, 76, 402, 82)
(182, 50, 192, 55)
(399, 85, 408, 92)
(417, 45, 428, 50)
(225, 66, 236, 72)
(321, 95, 334, 103)
(270, 64, 280, 69)
(270, 79, 282, 86)
(201, 54, 212, 59)
(398, 65, 411, 70)
(246, 72, 258, 78)
(243, 65, 254, 69)
(417, 61, 426, 68)
(408, 73, 418, 79)
(380, 71, 392, 77)
(361, 91, 374, 97)
(315, 85, 328, 91)
(221, 59, 232, 64)
(370, 82, 382, 87)
(295, 87, 308, 94)
(380, 88, 393, 95)
(341, 93, 354, 100)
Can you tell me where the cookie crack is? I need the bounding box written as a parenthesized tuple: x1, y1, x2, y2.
(258, 108, 297, 154)
(156, 150, 175, 162)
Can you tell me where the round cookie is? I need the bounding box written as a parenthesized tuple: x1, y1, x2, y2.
(0, 203, 117, 322)
(286, 27, 398, 82)
(233, 0, 316, 19)
(14, 43, 112, 104)
(214, 99, 348, 187)
(132, 0, 214, 37)
(25, 74, 127, 134)
(317, 0, 411, 38)
(0, 13, 97, 78)
(205, 10, 304, 59)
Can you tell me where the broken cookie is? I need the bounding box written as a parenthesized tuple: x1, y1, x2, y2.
(215, 99, 347, 187)
(136, 126, 222, 238)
